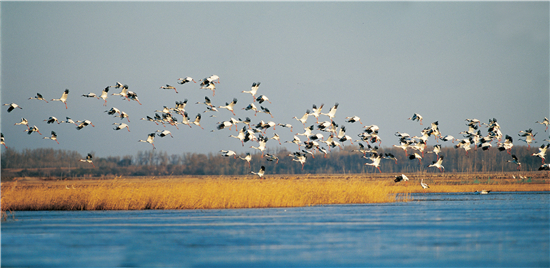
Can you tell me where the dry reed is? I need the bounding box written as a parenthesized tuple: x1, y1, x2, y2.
(1, 178, 400, 212)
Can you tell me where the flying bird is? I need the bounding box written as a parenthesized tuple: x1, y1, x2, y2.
(113, 123, 130, 132)
(26, 125, 42, 135)
(178, 77, 196, 84)
(51, 89, 69, 109)
(14, 118, 29, 126)
(321, 103, 339, 122)
(256, 95, 271, 104)
(220, 150, 237, 159)
(82, 92, 99, 99)
(365, 153, 383, 173)
(99, 86, 110, 106)
(80, 153, 95, 167)
(1, 133, 6, 149)
(507, 154, 521, 170)
(138, 133, 156, 149)
(409, 153, 422, 164)
(536, 117, 549, 132)
(532, 144, 548, 164)
(239, 153, 252, 167)
(4, 103, 22, 113)
(407, 113, 423, 125)
(28, 93, 48, 103)
(394, 174, 409, 183)
(345, 116, 362, 124)
(428, 156, 445, 172)
(219, 98, 238, 115)
(242, 82, 260, 101)
(251, 166, 266, 179)
(160, 84, 178, 93)
(43, 131, 59, 144)
(44, 116, 60, 124)
(76, 120, 94, 130)
(265, 154, 279, 164)
(497, 135, 514, 155)
(156, 129, 173, 138)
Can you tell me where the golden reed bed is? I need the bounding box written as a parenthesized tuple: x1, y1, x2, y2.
(1, 173, 548, 213)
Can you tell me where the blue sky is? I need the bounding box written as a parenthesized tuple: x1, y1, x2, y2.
(1, 1, 548, 158)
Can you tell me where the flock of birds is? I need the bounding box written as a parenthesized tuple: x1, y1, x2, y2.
(2, 74, 550, 190)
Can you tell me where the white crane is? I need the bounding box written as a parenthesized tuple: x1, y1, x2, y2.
(242, 82, 260, 101)
(160, 84, 178, 93)
(215, 120, 233, 131)
(497, 135, 514, 155)
(156, 129, 173, 138)
(76, 120, 94, 130)
(113, 123, 130, 132)
(310, 104, 324, 123)
(200, 81, 216, 96)
(178, 77, 196, 84)
(507, 154, 521, 170)
(260, 106, 274, 118)
(116, 111, 130, 122)
(82, 92, 99, 99)
(26, 125, 42, 135)
(4, 103, 22, 113)
(345, 115, 362, 124)
(265, 154, 279, 164)
(239, 153, 252, 167)
(251, 166, 266, 179)
(278, 123, 293, 132)
(1, 133, 6, 149)
(99, 86, 110, 106)
(407, 113, 423, 125)
(243, 103, 259, 116)
(250, 135, 268, 157)
(285, 135, 302, 150)
(365, 153, 383, 173)
(44, 116, 60, 124)
(532, 144, 548, 164)
(28, 93, 49, 103)
(51, 89, 69, 109)
(41, 130, 59, 144)
(14, 118, 29, 126)
(138, 133, 156, 149)
(256, 95, 271, 104)
(428, 156, 445, 172)
(421, 179, 429, 190)
(192, 113, 204, 129)
(289, 151, 307, 170)
(60, 117, 78, 126)
(409, 153, 422, 164)
(230, 126, 247, 146)
(221, 150, 237, 159)
(112, 84, 129, 99)
(536, 117, 549, 132)
(293, 110, 310, 126)
(321, 103, 339, 122)
(394, 174, 409, 183)
(80, 153, 95, 167)
(126, 91, 142, 105)
(219, 98, 238, 116)
(384, 153, 397, 164)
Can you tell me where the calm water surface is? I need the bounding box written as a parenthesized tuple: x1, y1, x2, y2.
(2, 192, 549, 267)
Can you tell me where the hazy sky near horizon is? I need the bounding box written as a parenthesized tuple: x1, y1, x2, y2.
(1, 1, 548, 159)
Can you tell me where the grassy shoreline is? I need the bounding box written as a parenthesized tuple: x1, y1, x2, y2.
(2, 173, 548, 214)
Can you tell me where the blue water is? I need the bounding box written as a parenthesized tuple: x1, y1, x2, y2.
(2, 192, 549, 267)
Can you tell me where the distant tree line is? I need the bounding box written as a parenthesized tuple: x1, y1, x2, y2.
(1, 143, 546, 179)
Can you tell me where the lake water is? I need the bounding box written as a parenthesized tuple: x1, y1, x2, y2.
(2, 192, 549, 267)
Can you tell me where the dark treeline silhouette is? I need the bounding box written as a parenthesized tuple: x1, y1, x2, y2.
(1, 143, 546, 178)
